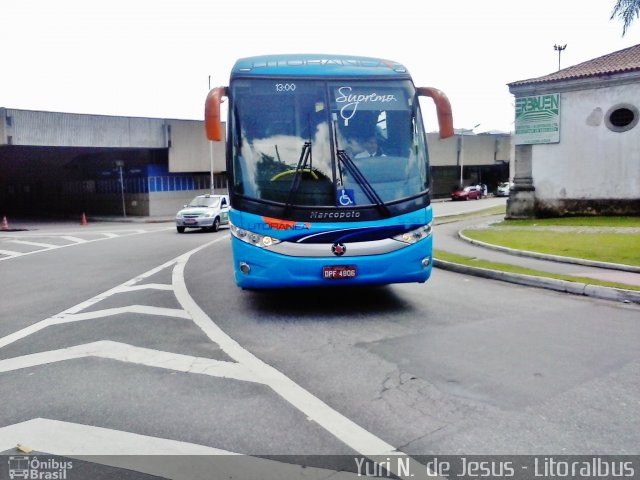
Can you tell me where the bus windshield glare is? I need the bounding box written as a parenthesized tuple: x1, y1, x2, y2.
(229, 79, 428, 213)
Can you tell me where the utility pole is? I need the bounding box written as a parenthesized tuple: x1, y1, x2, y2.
(114, 160, 126, 218)
(554, 44, 567, 71)
(208, 75, 215, 193)
(459, 123, 481, 188)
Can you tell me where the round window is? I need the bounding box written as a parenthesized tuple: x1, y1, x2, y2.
(605, 103, 639, 132)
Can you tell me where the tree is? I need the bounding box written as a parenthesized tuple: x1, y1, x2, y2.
(611, 0, 640, 35)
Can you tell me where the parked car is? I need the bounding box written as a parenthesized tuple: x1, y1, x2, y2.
(175, 194, 230, 233)
(496, 182, 511, 197)
(451, 186, 482, 201)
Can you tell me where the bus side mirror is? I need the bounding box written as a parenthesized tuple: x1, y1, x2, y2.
(417, 87, 454, 139)
(205, 86, 228, 141)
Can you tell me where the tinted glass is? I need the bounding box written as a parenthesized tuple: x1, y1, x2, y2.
(229, 79, 428, 207)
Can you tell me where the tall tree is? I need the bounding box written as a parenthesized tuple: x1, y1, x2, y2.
(611, 0, 640, 35)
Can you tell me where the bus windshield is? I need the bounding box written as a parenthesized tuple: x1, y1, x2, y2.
(229, 78, 429, 210)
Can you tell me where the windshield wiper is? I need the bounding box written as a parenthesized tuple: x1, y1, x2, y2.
(331, 117, 389, 217)
(336, 150, 389, 217)
(283, 141, 313, 216)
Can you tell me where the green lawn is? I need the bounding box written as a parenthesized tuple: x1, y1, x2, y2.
(435, 207, 640, 285)
(462, 229, 640, 266)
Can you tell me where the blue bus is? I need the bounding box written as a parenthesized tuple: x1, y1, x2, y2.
(205, 54, 453, 289)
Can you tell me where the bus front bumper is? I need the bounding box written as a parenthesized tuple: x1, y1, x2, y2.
(230, 237, 432, 289)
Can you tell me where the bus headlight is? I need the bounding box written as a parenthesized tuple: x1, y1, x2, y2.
(392, 223, 432, 244)
(230, 222, 281, 248)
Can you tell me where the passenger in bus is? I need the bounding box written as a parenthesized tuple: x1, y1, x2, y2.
(354, 135, 385, 158)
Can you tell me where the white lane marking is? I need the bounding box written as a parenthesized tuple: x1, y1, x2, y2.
(0, 234, 433, 479)
(0, 239, 223, 350)
(0, 320, 58, 350)
(0, 340, 258, 382)
(0, 418, 238, 455)
(170, 244, 438, 478)
(56, 305, 192, 322)
(0, 228, 173, 261)
(171, 254, 400, 457)
(0, 305, 189, 350)
(60, 235, 88, 243)
(9, 239, 60, 248)
(7, 228, 165, 237)
(118, 283, 175, 291)
(0, 249, 21, 256)
(0, 419, 364, 480)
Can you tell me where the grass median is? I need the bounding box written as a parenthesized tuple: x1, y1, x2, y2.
(433, 205, 640, 290)
(461, 216, 640, 267)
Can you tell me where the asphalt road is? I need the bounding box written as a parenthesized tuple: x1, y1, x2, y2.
(0, 205, 638, 479)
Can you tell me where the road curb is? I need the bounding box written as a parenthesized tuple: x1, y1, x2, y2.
(434, 258, 640, 305)
(457, 230, 640, 274)
(87, 217, 174, 224)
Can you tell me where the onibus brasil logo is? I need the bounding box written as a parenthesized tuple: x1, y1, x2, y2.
(7, 456, 72, 479)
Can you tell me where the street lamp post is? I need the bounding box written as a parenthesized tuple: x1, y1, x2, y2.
(459, 123, 481, 188)
(554, 44, 567, 71)
(208, 75, 215, 193)
(114, 160, 126, 218)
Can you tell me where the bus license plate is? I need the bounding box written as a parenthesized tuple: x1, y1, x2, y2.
(322, 265, 356, 280)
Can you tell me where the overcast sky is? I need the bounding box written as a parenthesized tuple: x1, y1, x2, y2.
(2, 0, 638, 133)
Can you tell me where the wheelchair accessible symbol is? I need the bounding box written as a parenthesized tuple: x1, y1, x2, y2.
(337, 188, 355, 206)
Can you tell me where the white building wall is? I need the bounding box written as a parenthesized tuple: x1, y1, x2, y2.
(532, 83, 640, 200)
(167, 120, 226, 173)
(1, 109, 166, 147)
(148, 189, 211, 217)
(427, 133, 511, 166)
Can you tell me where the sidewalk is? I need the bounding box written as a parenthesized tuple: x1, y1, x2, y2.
(0, 214, 174, 231)
(432, 213, 640, 305)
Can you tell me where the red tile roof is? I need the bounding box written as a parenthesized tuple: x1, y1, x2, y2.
(509, 43, 640, 87)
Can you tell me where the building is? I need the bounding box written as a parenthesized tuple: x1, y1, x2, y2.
(507, 44, 640, 218)
(428, 130, 512, 198)
(0, 108, 226, 217)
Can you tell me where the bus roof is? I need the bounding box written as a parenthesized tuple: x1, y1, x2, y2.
(230, 54, 412, 79)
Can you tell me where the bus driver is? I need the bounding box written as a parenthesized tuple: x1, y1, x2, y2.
(354, 135, 384, 158)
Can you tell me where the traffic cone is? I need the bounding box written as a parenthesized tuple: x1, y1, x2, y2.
(80, 212, 88, 226)
(1, 216, 8, 231)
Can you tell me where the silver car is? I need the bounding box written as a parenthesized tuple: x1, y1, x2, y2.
(496, 182, 511, 197)
(175, 194, 229, 233)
